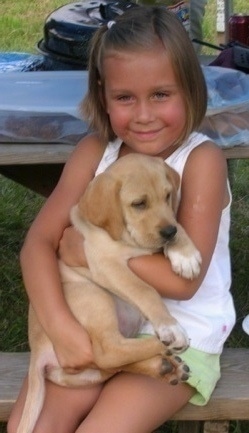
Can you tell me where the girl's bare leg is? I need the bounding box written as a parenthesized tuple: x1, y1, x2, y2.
(8, 372, 194, 433)
(7, 375, 103, 433)
(76, 372, 195, 433)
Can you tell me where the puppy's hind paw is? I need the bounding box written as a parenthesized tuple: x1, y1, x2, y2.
(161, 354, 190, 384)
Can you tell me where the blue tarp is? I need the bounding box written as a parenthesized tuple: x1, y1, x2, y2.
(0, 52, 44, 72)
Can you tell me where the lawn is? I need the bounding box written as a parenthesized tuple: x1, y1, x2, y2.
(0, 1, 248, 432)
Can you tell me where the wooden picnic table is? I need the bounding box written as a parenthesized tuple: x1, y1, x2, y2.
(0, 142, 74, 196)
(0, 141, 249, 196)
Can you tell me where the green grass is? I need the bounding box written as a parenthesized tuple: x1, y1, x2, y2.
(0, 1, 249, 432)
(0, 0, 66, 52)
(0, 178, 44, 352)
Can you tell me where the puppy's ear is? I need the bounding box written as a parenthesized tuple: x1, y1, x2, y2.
(165, 164, 180, 213)
(77, 173, 124, 240)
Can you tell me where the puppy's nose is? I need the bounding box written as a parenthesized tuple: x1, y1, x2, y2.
(160, 225, 177, 241)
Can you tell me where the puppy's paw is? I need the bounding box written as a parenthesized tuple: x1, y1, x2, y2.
(157, 322, 189, 354)
(166, 247, 202, 280)
(161, 354, 190, 384)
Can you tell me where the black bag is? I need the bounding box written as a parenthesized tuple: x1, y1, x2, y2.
(193, 39, 249, 74)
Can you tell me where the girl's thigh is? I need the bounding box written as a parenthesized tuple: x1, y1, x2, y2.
(8, 375, 103, 433)
(77, 372, 195, 433)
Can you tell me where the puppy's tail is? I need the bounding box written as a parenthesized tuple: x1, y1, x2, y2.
(16, 354, 46, 433)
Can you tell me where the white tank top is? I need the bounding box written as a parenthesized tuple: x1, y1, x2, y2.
(95, 132, 236, 353)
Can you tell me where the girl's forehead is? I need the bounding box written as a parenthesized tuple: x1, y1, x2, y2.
(102, 46, 172, 73)
(104, 40, 168, 62)
(101, 45, 175, 80)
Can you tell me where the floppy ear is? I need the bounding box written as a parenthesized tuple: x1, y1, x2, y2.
(77, 173, 124, 240)
(165, 164, 180, 213)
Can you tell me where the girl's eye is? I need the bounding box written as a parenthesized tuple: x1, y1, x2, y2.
(116, 95, 132, 102)
(153, 92, 170, 100)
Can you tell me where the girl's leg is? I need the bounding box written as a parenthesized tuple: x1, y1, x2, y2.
(7, 375, 103, 433)
(76, 372, 195, 433)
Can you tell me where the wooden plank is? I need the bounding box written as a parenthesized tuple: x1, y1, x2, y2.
(0, 143, 74, 165)
(203, 421, 229, 433)
(0, 143, 248, 166)
(172, 348, 249, 421)
(0, 352, 29, 421)
(223, 146, 249, 159)
(1, 349, 249, 422)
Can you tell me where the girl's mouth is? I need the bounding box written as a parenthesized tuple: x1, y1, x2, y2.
(131, 128, 163, 140)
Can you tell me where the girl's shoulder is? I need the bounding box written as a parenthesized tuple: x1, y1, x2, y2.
(167, 133, 225, 180)
(75, 132, 106, 156)
(187, 139, 226, 172)
(69, 133, 107, 173)
(183, 133, 224, 163)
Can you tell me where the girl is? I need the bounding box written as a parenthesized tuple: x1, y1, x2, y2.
(8, 6, 235, 433)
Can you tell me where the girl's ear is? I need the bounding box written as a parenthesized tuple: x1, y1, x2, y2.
(77, 173, 124, 240)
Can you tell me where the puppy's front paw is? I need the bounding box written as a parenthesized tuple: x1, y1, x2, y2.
(157, 322, 189, 354)
(166, 247, 202, 280)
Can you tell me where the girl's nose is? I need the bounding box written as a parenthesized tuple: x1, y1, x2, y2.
(134, 101, 154, 123)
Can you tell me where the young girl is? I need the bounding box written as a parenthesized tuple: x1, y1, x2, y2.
(8, 6, 236, 433)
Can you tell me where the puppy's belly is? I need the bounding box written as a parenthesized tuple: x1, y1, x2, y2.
(113, 295, 144, 337)
(59, 261, 145, 339)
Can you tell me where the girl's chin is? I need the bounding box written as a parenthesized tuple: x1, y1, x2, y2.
(124, 140, 175, 157)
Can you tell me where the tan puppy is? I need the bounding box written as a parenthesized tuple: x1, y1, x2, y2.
(17, 154, 201, 433)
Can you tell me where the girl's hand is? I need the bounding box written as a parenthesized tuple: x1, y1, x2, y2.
(52, 316, 94, 371)
(58, 226, 88, 268)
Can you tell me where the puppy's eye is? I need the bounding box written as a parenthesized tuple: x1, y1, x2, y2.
(165, 193, 171, 203)
(131, 199, 147, 210)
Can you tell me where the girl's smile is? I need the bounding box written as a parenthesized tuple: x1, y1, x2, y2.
(102, 45, 187, 158)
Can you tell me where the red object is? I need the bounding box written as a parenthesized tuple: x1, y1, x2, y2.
(229, 14, 249, 46)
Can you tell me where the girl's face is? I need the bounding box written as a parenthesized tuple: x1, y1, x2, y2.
(102, 45, 187, 158)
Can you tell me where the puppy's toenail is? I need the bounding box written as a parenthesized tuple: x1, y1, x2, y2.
(181, 373, 189, 381)
(173, 346, 184, 352)
(174, 356, 182, 363)
(183, 365, 190, 372)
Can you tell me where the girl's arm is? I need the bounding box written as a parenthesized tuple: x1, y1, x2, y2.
(21, 134, 104, 370)
(129, 141, 230, 299)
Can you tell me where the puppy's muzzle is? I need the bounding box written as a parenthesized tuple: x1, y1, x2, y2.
(159, 225, 177, 242)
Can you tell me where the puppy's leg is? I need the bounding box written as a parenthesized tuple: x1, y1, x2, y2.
(164, 224, 202, 280)
(46, 365, 114, 387)
(48, 281, 184, 386)
(84, 259, 188, 353)
(64, 280, 171, 371)
(122, 352, 190, 384)
(47, 344, 190, 388)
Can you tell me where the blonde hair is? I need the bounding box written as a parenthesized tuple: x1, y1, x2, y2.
(82, 5, 207, 145)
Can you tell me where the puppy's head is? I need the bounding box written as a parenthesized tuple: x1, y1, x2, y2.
(76, 154, 180, 249)
(77, 172, 124, 240)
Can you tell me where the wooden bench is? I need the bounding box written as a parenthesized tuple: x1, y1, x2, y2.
(0, 145, 248, 432)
